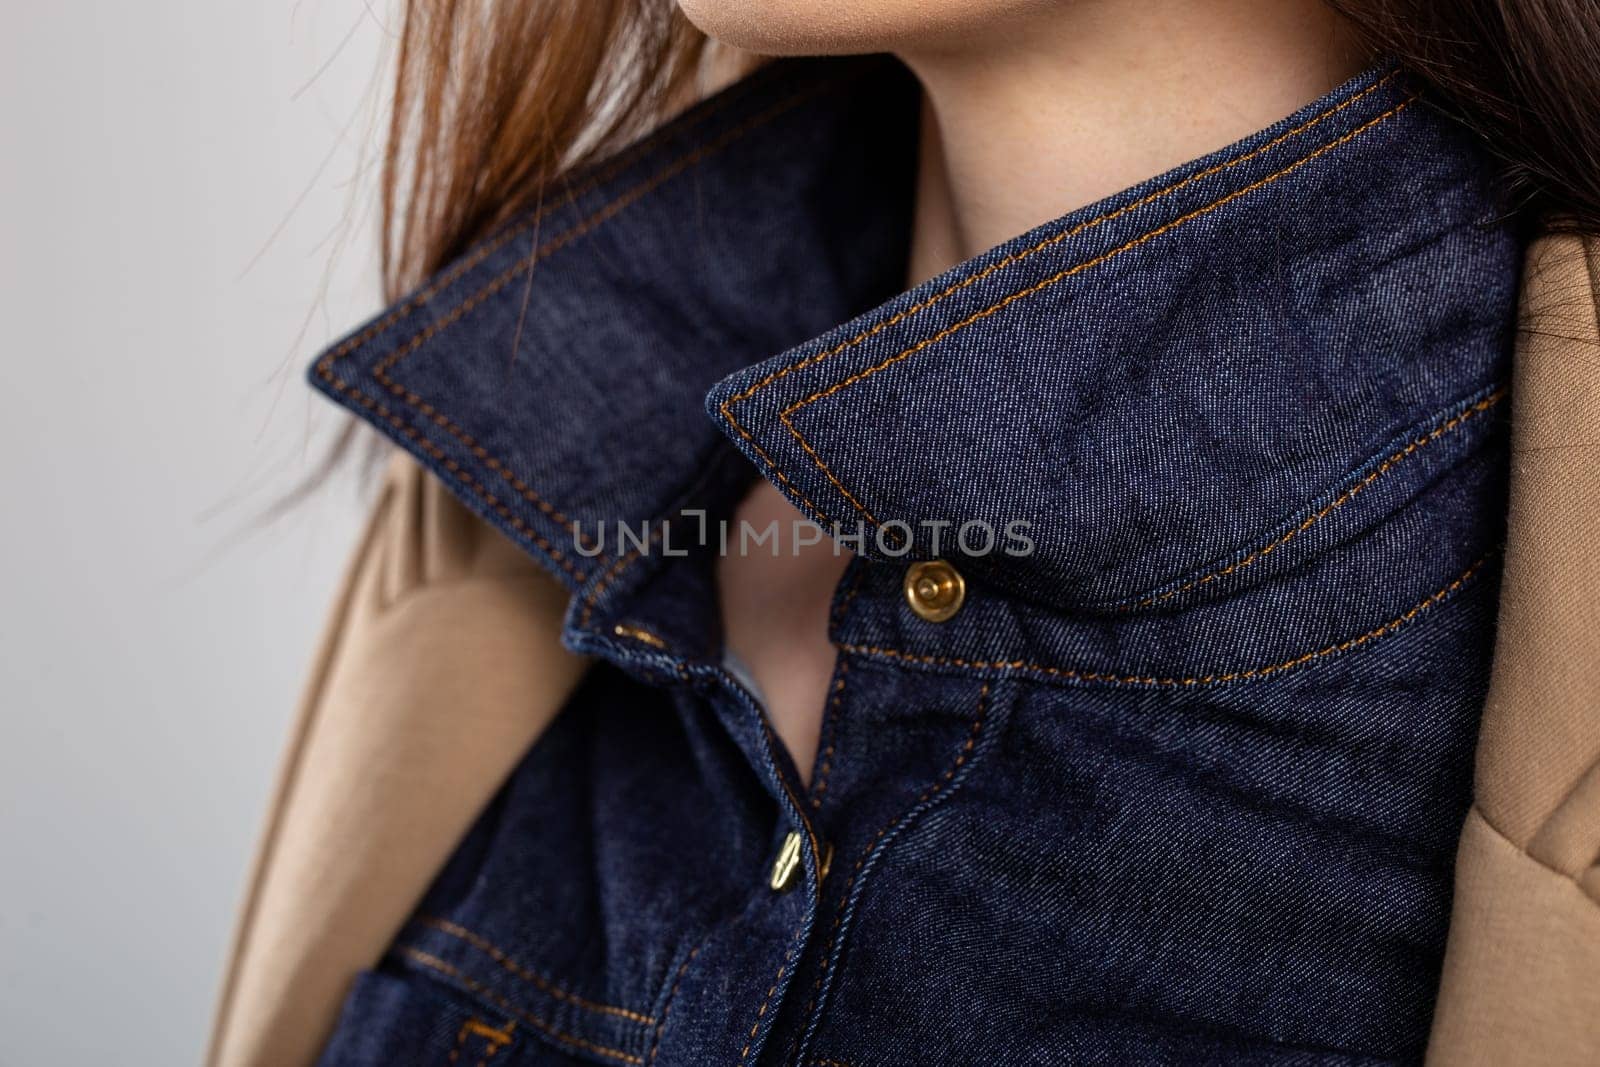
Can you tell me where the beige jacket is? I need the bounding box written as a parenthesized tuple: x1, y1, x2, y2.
(208, 234, 1600, 1066)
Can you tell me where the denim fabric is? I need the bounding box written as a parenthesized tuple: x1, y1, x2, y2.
(310, 55, 1519, 1066)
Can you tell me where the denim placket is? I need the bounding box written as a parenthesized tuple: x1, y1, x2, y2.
(305, 47, 1520, 1065)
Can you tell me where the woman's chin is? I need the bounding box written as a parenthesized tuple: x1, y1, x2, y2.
(674, 0, 1038, 57)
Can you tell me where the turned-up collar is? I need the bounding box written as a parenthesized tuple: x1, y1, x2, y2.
(310, 54, 1518, 618)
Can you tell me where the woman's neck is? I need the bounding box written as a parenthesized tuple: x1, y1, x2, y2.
(900, 0, 1369, 285)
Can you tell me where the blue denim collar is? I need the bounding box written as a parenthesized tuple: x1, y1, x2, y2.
(311, 55, 1516, 622)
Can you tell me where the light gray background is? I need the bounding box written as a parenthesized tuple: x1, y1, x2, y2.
(2, 5, 393, 1063)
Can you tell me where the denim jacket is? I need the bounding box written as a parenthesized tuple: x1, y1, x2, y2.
(302, 56, 1520, 1066)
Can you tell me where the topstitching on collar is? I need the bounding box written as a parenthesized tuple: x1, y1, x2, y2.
(310, 55, 1518, 620)
(309, 55, 920, 605)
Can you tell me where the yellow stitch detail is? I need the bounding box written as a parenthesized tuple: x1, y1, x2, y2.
(613, 624, 668, 649)
(738, 954, 796, 1066)
(719, 70, 1401, 412)
(399, 947, 644, 1065)
(419, 917, 656, 1024)
(778, 408, 880, 525)
(1129, 388, 1506, 609)
(368, 86, 842, 436)
(322, 80, 839, 562)
(719, 400, 830, 522)
(462, 1019, 515, 1046)
(646, 945, 702, 1066)
(318, 68, 779, 367)
(578, 523, 668, 627)
(838, 554, 1488, 687)
(776, 96, 1415, 527)
(316, 366, 589, 582)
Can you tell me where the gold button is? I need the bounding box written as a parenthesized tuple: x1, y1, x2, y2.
(770, 831, 804, 892)
(904, 560, 965, 622)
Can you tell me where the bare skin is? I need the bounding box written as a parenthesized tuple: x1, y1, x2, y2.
(702, 0, 1368, 784)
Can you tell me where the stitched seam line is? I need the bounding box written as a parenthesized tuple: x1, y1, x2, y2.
(365, 79, 837, 558)
(316, 57, 787, 359)
(738, 946, 799, 1067)
(447, 1019, 515, 1067)
(774, 96, 1415, 529)
(808, 660, 849, 809)
(808, 565, 868, 809)
(778, 408, 879, 524)
(1124, 387, 1506, 610)
(799, 685, 991, 1055)
(578, 523, 668, 627)
(612, 623, 669, 649)
(401, 947, 644, 1065)
(418, 916, 656, 1024)
(321, 76, 837, 570)
(717, 72, 1401, 507)
(721, 70, 1399, 413)
(646, 944, 702, 1066)
(736, 719, 833, 1066)
(320, 106, 712, 559)
(717, 398, 831, 524)
(313, 369, 589, 581)
(838, 553, 1488, 688)
(464, 1020, 515, 1044)
(759, 715, 828, 879)
(1473, 805, 1600, 906)
(317, 70, 769, 364)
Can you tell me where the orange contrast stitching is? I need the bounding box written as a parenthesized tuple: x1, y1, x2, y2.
(447, 1019, 515, 1067)
(646, 945, 702, 1066)
(800, 685, 991, 1044)
(317, 69, 765, 367)
(322, 131, 679, 562)
(716, 398, 831, 525)
(419, 916, 656, 1024)
(612, 623, 668, 649)
(718, 72, 1403, 510)
(841, 555, 1489, 688)
(1126, 388, 1506, 610)
(314, 370, 588, 581)
(578, 523, 667, 627)
(400, 947, 644, 1065)
(777, 411, 879, 524)
(364, 80, 839, 559)
(445, 1020, 469, 1066)
(724, 71, 1398, 411)
(738, 948, 798, 1067)
(462, 1019, 515, 1044)
(776, 96, 1416, 528)
(320, 75, 839, 565)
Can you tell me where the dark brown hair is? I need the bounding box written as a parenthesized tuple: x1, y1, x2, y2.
(1329, 0, 1600, 231)
(380, 0, 707, 301)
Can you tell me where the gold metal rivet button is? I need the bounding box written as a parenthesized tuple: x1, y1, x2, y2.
(904, 559, 966, 623)
(770, 831, 804, 892)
